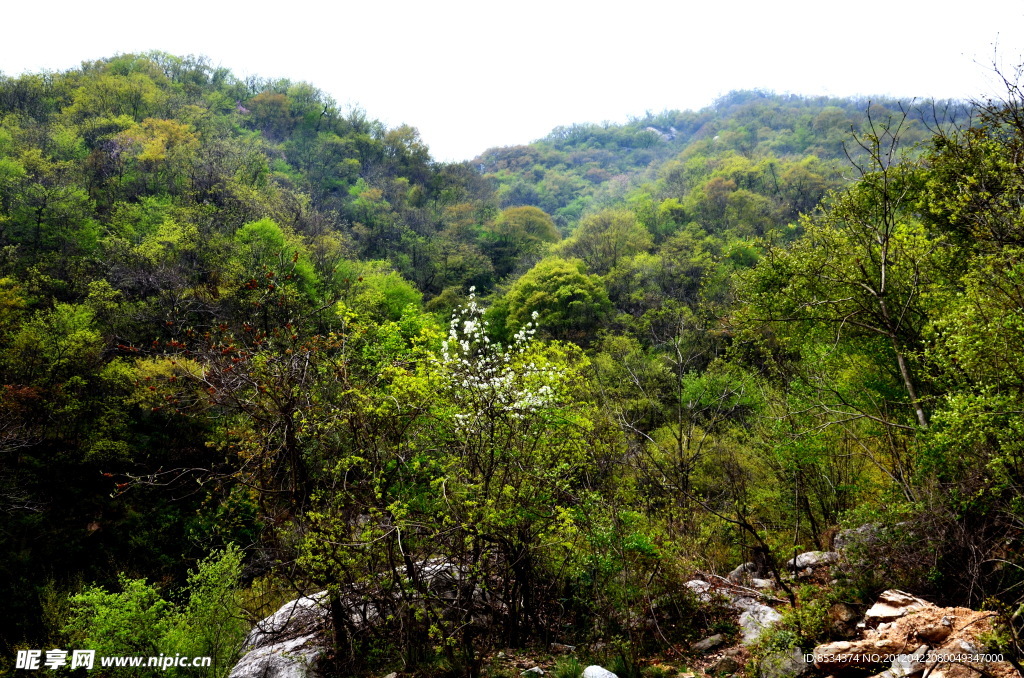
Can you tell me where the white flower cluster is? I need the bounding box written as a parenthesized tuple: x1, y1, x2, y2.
(439, 289, 558, 432)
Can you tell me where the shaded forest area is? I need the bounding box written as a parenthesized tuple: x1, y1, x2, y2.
(2, 52, 1023, 676)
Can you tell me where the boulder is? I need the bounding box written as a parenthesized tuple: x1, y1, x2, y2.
(691, 633, 727, 653)
(582, 667, 618, 678)
(834, 524, 881, 554)
(229, 593, 329, 678)
(230, 559, 470, 678)
(707, 655, 741, 675)
(685, 578, 783, 645)
(786, 551, 839, 569)
(916, 617, 953, 644)
(229, 634, 325, 678)
(728, 562, 757, 583)
(864, 590, 933, 625)
(732, 596, 783, 645)
(245, 592, 329, 646)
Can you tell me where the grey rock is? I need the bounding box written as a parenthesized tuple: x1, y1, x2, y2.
(751, 578, 775, 589)
(786, 551, 839, 569)
(228, 635, 324, 678)
(582, 667, 618, 678)
(728, 562, 756, 583)
(521, 668, 544, 676)
(383, 674, 398, 678)
(549, 642, 576, 653)
(730, 596, 782, 645)
(245, 592, 329, 648)
(959, 639, 980, 653)
(692, 633, 727, 652)
(758, 647, 810, 678)
(230, 593, 329, 678)
(739, 603, 783, 645)
(685, 579, 713, 602)
(683, 579, 783, 645)
(230, 559, 472, 678)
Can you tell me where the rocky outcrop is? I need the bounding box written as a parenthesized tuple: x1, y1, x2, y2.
(690, 549, 847, 647)
(731, 549, 839, 588)
(834, 523, 880, 554)
(229, 593, 329, 678)
(229, 559, 469, 678)
(685, 579, 713, 602)
(728, 561, 759, 583)
(812, 589, 1017, 678)
(863, 589, 931, 624)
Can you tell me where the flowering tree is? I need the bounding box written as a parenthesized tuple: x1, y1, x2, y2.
(299, 290, 601, 673)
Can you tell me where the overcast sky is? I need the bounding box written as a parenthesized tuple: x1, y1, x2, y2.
(3, 1, 1023, 161)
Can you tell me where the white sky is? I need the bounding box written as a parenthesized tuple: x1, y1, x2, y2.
(3, 0, 1023, 161)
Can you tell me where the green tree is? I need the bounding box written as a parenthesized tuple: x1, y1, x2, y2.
(298, 294, 603, 674)
(496, 257, 611, 343)
(738, 114, 939, 432)
(481, 205, 560, 278)
(559, 208, 652, 275)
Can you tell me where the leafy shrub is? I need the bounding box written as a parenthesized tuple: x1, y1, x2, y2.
(749, 584, 833, 670)
(64, 546, 247, 677)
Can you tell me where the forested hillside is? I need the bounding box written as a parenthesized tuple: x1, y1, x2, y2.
(2, 52, 1021, 677)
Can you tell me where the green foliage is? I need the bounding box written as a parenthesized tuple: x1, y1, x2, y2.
(752, 586, 833, 657)
(559, 208, 652, 275)
(482, 205, 560, 278)
(64, 547, 246, 677)
(336, 259, 423, 320)
(161, 546, 249, 677)
(551, 656, 584, 678)
(498, 256, 611, 343)
(64, 577, 171, 660)
(4, 302, 102, 384)
(6, 47, 1021, 678)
